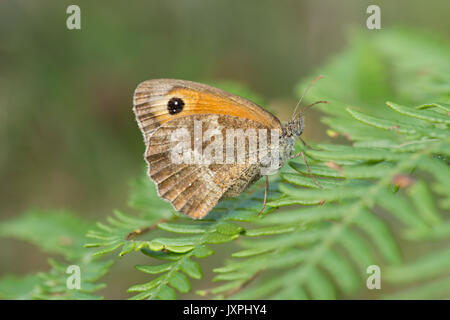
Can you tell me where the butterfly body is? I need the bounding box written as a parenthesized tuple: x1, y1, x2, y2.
(133, 79, 304, 219)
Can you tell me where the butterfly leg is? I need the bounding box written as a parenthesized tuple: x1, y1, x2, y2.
(257, 175, 269, 216)
(292, 151, 323, 189)
(299, 137, 319, 150)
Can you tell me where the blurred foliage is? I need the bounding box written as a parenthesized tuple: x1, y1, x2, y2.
(0, 28, 449, 299)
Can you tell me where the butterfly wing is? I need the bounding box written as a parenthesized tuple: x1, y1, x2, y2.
(133, 79, 282, 219)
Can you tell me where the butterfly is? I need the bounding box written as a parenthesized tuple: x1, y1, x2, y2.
(133, 78, 326, 219)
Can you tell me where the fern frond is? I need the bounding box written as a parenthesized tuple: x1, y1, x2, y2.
(209, 100, 449, 299)
(85, 169, 283, 299)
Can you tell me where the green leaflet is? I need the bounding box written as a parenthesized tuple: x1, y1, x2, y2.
(385, 248, 450, 284)
(158, 222, 211, 234)
(135, 263, 173, 275)
(387, 101, 450, 125)
(180, 259, 202, 279)
(168, 272, 191, 293)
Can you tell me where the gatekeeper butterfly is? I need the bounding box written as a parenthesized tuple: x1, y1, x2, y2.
(133, 79, 325, 219)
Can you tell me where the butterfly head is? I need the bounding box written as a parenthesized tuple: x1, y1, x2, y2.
(284, 114, 305, 138)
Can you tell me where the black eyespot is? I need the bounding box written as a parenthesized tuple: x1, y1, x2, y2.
(167, 97, 185, 115)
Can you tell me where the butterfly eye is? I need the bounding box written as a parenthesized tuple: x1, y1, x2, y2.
(167, 97, 185, 115)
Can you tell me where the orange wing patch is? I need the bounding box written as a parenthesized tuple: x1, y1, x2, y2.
(153, 88, 279, 129)
(134, 80, 282, 141)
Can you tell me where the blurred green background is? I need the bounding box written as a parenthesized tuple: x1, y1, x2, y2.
(0, 0, 449, 298)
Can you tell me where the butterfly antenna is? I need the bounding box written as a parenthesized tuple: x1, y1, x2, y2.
(302, 100, 330, 115)
(291, 75, 323, 120)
